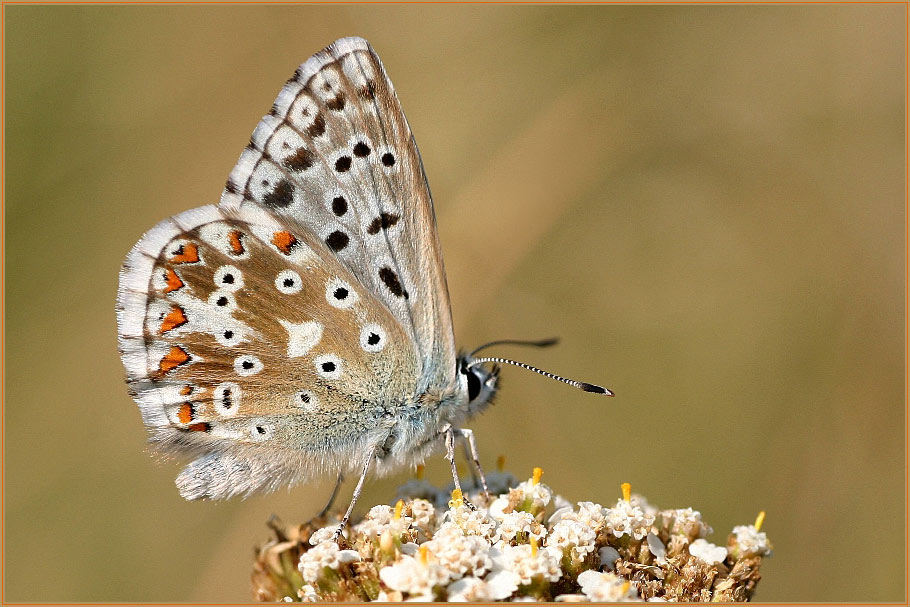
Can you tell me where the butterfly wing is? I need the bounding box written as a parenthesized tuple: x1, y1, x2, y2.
(219, 37, 457, 396)
(116, 204, 420, 498)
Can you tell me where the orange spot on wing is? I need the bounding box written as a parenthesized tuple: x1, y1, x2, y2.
(227, 230, 245, 255)
(177, 403, 194, 424)
(163, 268, 184, 293)
(160, 306, 188, 333)
(159, 345, 190, 373)
(271, 231, 298, 255)
(188, 422, 211, 432)
(170, 242, 200, 264)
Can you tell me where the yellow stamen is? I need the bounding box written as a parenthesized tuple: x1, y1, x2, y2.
(415, 464, 425, 480)
(621, 482, 631, 502)
(418, 545, 429, 566)
(530, 536, 539, 557)
(393, 499, 404, 520)
(755, 510, 766, 532)
(497, 455, 506, 472)
(532, 466, 543, 485)
(449, 488, 463, 509)
(621, 581, 630, 594)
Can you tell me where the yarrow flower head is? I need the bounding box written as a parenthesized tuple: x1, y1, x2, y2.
(660, 507, 712, 542)
(423, 524, 494, 579)
(353, 503, 413, 540)
(493, 538, 562, 585)
(729, 512, 773, 558)
(605, 499, 655, 541)
(508, 467, 553, 516)
(255, 474, 772, 603)
(494, 510, 545, 546)
(546, 519, 598, 563)
(379, 546, 450, 600)
(443, 491, 498, 539)
(577, 570, 641, 601)
(297, 540, 360, 583)
(688, 538, 728, 565)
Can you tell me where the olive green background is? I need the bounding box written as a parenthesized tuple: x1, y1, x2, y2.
(5, 5, 906, 602)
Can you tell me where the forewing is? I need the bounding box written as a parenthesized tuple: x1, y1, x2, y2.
(116, 205, 419, 498)
(220, 37, 456, 394)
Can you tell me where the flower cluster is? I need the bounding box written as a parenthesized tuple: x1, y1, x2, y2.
(252, 469, 772, 602)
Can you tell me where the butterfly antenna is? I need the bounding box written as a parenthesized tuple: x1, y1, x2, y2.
(467, 356, 614, 396)
(468, 337, 560, 357)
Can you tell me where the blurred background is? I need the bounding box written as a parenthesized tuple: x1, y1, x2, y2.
(5, 5, 905, 602)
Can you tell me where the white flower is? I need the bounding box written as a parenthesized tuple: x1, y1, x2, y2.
(446, 571, 518, 601)
(660, 508, 712, 541)
(605, 499, 655, 540)
(379, 551, 450, 598)
(577, 570, 641, 602)
(546, 519, 597, 561)
(423, 524, 494, 578)
(688, 538, 728, 565)
(444, 504, 498, 539)
(553, 594, 589, 602)
(511, 477, 552, 513)
(730, 524, 773, 557)
(407, 499, 437, 540)
(298, 541, 360, 583)
(353, 504, 412, 539)
(494, 510, 544, 545)
(646, 532, 667, 565)
(492, 543, 562, 585)
(298, 584, 318, 602)
(308, 525, 338, 546)
(550, 501, 607, 531)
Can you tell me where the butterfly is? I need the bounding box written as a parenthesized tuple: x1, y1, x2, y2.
(116, 36, 611, 535)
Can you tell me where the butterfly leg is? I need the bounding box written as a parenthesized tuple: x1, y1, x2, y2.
(332, 447, 376, 542)
(444, 426, 476, 510)
(313, 472, 345, 521)
(458, 428, 490, 499)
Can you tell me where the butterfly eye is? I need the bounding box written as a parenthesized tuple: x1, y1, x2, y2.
(291, 390, 318, 411)
(275, 269, 303, 294)
(213, 265, 244, 291)
(208, 291, 237, 312)
(233, 355, 263, 377)
(213, 382, 241, 417)
(314, 354, 343, 380)
(359, 324, 387, 353)
(326, 278, 359, 309)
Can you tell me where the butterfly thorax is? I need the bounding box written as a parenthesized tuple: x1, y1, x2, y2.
(370, 356, 498, 474)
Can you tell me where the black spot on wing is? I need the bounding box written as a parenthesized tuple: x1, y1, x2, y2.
(263, 179, 294, 208)
(379, 266, 408, 299)
(307, 113, 326, 138)
(283, 147, 315, 171)
(335, 156, 352, 173)
(326, 93, 346, 111)
(366, 213, 401, 235)
(332, 196, 348, 216)
(353, 142, 371, 157)
(325, 231, 349, 252)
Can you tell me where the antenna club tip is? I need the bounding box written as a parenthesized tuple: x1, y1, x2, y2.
(580, 382, 614, 396)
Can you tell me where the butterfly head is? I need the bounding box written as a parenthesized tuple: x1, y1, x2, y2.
(457, 354, 501, 416)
